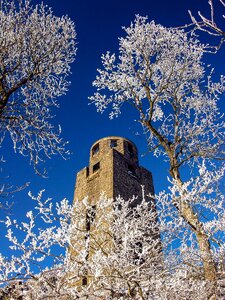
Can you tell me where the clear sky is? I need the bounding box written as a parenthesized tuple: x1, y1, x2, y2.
(0, 0, 224, 252)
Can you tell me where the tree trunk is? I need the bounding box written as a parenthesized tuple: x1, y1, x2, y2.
(145, 121, 218, 298)
(172, 168, 217, 299)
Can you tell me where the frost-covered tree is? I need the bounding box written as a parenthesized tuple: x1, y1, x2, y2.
(90, 16, 225, 299)
(0, 185, 224, 299)
(189, 0, 225, 50)
(0, 192, 162, 299)
(0, 0, 76, 175)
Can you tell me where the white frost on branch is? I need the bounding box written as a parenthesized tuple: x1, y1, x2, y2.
(90, 16, 224, 169)
(0, 182, 224, 298)
(90, 15, 225, 298)
(188, 0, 225, 40)
(0, 0, 76, 175)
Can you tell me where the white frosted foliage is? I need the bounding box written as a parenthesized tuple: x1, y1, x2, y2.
(0, 0, 76, 174)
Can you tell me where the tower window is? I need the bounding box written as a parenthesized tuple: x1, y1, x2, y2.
(110, 139, 117, 148)
(92, 143, 99, 156)
(133, 241, 143, 264)
(127, 143, 133, 154)
(86, 205, 96, 231)
(93, 162, 100, 173)
(82, 277, 87, 285)
(128, 164, 137, 178)
(128, 164, 135, 174)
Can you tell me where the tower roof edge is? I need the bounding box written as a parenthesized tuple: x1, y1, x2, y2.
(91, 136, 137, 151)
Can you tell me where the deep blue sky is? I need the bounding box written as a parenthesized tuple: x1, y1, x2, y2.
(1, 0, 224, 244)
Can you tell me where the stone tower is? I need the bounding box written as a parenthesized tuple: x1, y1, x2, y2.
(74, 136, 154, 204)
(72, 136, 159, 288)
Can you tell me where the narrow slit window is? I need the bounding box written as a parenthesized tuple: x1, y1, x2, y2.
(110, 139, 117, 148)
(92, 143, 99, 156)
(128, 143, 133, 154)
(82, 277, 87, 285)
(86, 205, 96, 231)
(86, 167, 89, 177)
(128, 164, 135, 175)
(93, 162, 100, 173)
(133, 241, 143, 264)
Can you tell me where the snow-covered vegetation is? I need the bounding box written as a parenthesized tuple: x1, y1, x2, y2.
(0, 177, 224, 299)
(90, 14, 225, 299)
(0, 0, 76, 176)
(0, 0, 224, 299)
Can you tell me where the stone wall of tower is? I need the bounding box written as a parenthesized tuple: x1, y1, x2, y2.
(74, 136, 154, 204)
(113, 150, 154, 204)
(72, 136, 158, 288)
(74, 143, 114, 205)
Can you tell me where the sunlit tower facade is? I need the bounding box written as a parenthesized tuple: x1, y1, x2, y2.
(74, 136, 155, 205)
(73, 136, 157, 286)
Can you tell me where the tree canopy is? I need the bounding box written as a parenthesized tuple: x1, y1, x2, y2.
(90, 15, 225, 298)
(0, 0, 76, 175)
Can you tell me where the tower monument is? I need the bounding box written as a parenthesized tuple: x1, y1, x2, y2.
(74, 136, 154, 204)
(73, 136, 158, 288)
